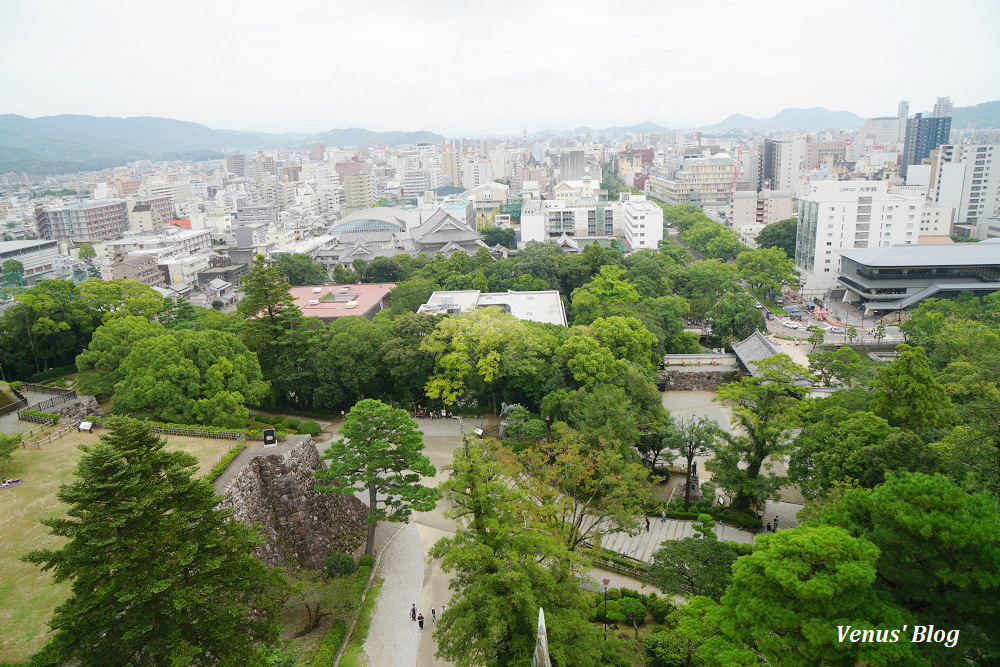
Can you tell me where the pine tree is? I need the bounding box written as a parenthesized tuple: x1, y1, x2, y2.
(24, 417, 288, 666)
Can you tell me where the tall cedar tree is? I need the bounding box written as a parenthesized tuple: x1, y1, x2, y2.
(315, 399, 439, 556)
(23, 417, 288, 666)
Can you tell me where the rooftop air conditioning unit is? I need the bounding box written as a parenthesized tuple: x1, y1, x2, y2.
(345, 301, 358, 309)
(312, 287, 322, 293)
(307, 299, 319, 305)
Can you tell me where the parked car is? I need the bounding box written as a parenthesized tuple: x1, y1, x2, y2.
(755, 303, 764, 309)
(783, 321, 802, 329)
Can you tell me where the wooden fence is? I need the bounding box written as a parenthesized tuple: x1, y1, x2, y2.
(0, 398, 28, 417)
(86, 417, 249, 441)
(18, 421, 54, 442)
(18, 391, 78, 418)
(19, 383, 76, 397)
(18, 411, 57, 425)
(22, 424, 72, 448)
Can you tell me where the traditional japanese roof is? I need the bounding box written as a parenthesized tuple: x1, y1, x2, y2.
(731, 330, 783, 377)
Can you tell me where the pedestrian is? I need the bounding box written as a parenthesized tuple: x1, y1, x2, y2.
(418, 613, 424, 630)
(431, 607, 437, 623)
(774, 516, 779, 530)
(441, 604, 446, 618)
(645, 517, 650, 532)
(411, 604, 416, 621)
(660, 510, 666, 523)
(766, 522, 772, 533)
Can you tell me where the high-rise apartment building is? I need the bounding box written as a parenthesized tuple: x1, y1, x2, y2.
(930, 144, 1000, 232)
(36, 199, 129, 242)
(226, 152, 246, 176)
(759, 140, 802, 194)
(933, 96, 953, 118)
(311, 142, 326, 161)
(902, 113, 951, 179)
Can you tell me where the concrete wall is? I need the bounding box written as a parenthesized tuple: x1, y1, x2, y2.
(657, 370, 740, 392)
(219, 437, 369, 570)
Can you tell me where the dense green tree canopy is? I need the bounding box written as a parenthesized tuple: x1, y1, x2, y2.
(274, 253, 327, 286)
(753, 218, 797, 258)
(113, 329, 269, 427)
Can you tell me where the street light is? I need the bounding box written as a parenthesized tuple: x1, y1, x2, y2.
(601, 578, 611, 639)
(545, 415, 552, 443)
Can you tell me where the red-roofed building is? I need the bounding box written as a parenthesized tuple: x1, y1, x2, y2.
(170, 219, 192, 229)
(289, 284, 395, 322)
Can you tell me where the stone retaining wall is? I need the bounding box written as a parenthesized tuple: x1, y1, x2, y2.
(57, 396, 103, 424)
(657, 369, 740, 391)
(218, 437, 369, 570)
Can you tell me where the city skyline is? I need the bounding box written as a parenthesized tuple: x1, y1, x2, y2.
(2, 0, 998, 136)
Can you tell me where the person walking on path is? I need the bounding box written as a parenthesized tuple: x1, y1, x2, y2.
(645, 517, 650, 532)
(418, 613, 424, 630)
(441, 604, 446, 618)
(431, 607, 437, 623)
(660, 510, 666, 523)
(410, 604, 416, 621)
(774, 516, 779, 530)
(766, 522, 772, 533)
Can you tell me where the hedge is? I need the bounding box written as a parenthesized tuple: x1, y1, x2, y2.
(9, 381, 23, 388)
(29, 365, 78, 383)
(22, 410, 60, 424)
(326, 553, 356, 577)
(203, 439, 249, 484)
(350, 566, 372, 598)
(298, 421, 322, 436)
(358, 554, 374, 568)
(309, 619, 346, 667)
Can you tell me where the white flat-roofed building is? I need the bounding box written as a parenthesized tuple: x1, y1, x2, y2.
(158, 253, 211, 286)
(647, 154, 737, 208)
(36, 199, 128, 242)
(419, 289, 567, 326)
(520, 193, 662, 250)
(0, 239, 60, 285)
(796, 180, 924, 294)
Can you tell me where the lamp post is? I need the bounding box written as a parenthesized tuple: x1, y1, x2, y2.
(601, 578, 610, 639)
(545, 414, 552, 443)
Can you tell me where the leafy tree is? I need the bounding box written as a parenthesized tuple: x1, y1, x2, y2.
(1, 279, 98, 374)
(78, 243, 97, 263)
(430, 437, 630, 667)
(869, 344, 952, 430)
(75, 315, 167, 395)
(496, 425, 651, 552)
(753, 218, 797, 258)
(618, 597, 647, 641)
(807, 345, 870, 387)
(78, 278, 166, 320)
(846, 326, 858, 342)
(663, 416, 719, 510)
(113, 329, 269, 427)
(480, 225, 516, 248)
(315, 399, 439, 556)
(708, 355, 806, 510)
(238, 254, 300, 326)
(649, 535, 737, 602)
(589, 315, 658, 371)
(668, 260, 737, 319)
(274, 253, 326, 286)
(385, 276, 439, 316)
(734, 247, 797, 301)
(2, 259, 23, 275)
(806, 326, 825, 351)
(694, 527, 909, 667)
(556, 334, 627, 389)
(23, 417, 288, 666)
(306, 316, 391, 412)
(422, 307, 555, 412)
(706, 292, 765, 346)
(704, 229, 743, 262)
(809, 473, 1000, 664)
(379, 312, 439, 405)
(874, 323, 886, 343)
(361, 256, 404, 283)
(0, 432, 21, 473)
(570, 264, 641, 325)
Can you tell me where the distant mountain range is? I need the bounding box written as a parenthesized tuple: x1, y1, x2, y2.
(0, 115, 445, 174)
(3, 102, 999, 175)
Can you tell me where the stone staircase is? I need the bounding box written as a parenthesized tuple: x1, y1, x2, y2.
(759, 500, 805, 532)
(587, 515, 752, 564)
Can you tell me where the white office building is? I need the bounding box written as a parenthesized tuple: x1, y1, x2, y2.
(930, 144, 1000, 235)
(795, 181, 923, 294)
(520, 192, 662, 250)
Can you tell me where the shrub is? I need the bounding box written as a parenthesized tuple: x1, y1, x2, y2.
(204, 439, 249, 483)
(605, 588, 621, 602)
(714, 507, 762, 531)
(310, 620, 346, 667)
(298, 421, 322, 436)
(359, 554, 374, 568)
(9, 381, 24, 388)
(326, 553, 356, 577)
(282, 417, 301, 430)
(727, 540, 754, 556)
(617, 588, 642, 600)
(351, 566, 372, 597)
(22, 410, 59, 424)
(646, 597, 677, 624)
(589, 599, 620, 623)
(29, 364, 77, 383)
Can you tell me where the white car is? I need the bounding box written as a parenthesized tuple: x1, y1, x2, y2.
(782, 321, 802, 329)
(830, 326, 847, 334)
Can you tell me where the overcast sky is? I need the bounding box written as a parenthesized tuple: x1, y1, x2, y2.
(2, 0, 998, 136)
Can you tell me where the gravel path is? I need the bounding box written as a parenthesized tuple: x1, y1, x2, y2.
(362, 523, 425, 666)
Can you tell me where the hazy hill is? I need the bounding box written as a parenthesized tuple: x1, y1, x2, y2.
(0, 115, 443, 174)
(702, 107, 865, 131)
(951, 101, 1000, 130)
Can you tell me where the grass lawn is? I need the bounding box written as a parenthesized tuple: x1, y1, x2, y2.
(0, 428, 235, 662)
(339, 578, 384, 667)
